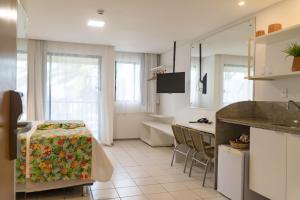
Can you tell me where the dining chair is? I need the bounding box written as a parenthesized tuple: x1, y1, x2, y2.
(188, 129, 215, 187)
(171, 124, 193, 173)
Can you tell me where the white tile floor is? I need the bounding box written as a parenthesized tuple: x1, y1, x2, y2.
(17, 140, 228, 200)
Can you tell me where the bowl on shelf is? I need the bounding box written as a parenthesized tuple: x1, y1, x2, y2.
(268, 23, 282, 33)
(256, 30, 265, 37)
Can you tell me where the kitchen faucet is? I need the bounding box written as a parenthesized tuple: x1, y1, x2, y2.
(287, 100, 300, 110)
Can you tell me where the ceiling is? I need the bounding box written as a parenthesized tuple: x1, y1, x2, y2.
(21, 0, 282, 54)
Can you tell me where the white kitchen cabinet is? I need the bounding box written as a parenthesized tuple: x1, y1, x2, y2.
(249, 127, 287, 200)
(287, 134, 300, 200)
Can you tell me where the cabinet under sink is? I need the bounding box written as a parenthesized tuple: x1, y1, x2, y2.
(250, 127, 300, 200)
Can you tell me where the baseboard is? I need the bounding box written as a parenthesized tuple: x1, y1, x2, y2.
(113, 138, 140, 141)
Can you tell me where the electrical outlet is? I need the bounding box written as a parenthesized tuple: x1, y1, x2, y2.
(281, 88, 288, 98)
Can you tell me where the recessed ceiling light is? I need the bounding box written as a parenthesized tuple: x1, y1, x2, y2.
(88, 20, 105, 28)
(238, 1, 245, 6)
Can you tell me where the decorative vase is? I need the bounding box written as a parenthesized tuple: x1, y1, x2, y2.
(292, 57, 300, 72)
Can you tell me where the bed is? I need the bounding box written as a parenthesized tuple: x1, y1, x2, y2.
(16, 121, 113, 193)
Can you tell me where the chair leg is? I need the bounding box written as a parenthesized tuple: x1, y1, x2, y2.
(171, 148, 177, 166)
(189, 152, 196, 177)
(208, 160, 213, 172)
(202, 159, 210, 187)
(189, 159, 194, 177)
(82, 185, 88, 197)
(183, 149, 191, 173)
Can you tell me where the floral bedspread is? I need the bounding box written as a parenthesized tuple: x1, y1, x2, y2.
(16, 121, 92, 184)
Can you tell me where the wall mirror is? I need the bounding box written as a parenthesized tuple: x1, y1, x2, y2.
(190, 18, 255, 109)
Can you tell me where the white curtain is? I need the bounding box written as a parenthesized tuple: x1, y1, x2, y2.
(16, 39, 28, 120)
(115, 52, 144, 113)
(27, 39, 46, 120)
(115, 52, 159, 114)
(99, 47, 115, 145)
(144, 53, 158, 113)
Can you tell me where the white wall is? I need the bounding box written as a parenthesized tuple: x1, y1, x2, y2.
(114, 113, 148, 139)
(159, 0, 300, 123)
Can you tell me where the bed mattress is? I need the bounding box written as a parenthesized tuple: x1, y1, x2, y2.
(16, 121, 113, 192)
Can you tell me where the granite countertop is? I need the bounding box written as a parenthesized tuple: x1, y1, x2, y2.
(218, 117, 300, 135)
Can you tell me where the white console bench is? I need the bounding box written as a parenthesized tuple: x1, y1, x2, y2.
(141, 115, 174, 147)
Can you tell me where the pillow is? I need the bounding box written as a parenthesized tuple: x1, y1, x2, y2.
(61, 122, 85, 129)
(37, 123, 61, 130)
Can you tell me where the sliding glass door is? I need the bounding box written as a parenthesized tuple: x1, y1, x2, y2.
(46, 53, 101, 135)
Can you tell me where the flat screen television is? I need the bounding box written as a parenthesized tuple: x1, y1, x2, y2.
(157, 72, 185, 93)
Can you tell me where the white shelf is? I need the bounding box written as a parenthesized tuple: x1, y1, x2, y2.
(256, 24, 300, 44)
(248, 71, 300, 80)
(142, 121, 173, 136)
(150, 114, 174, 119)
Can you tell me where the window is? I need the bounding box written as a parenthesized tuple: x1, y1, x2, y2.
(16, 51, 28, 120)
(46, 53, 101, 135)
(222, 65, 253, 106)
(115, 62, 141, 103)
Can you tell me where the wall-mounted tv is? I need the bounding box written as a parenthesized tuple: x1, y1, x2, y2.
(157, 72, 185, 93)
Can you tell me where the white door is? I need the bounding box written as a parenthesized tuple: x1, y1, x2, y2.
(249, 127, 286, 200)
(0, 0, 17, 199)
(46, 54, 101, 136)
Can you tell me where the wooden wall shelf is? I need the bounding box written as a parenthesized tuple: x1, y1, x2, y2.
(256, 24, 300, 44)
(247, 71, 300, 81)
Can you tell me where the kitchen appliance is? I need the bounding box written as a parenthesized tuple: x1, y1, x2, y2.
(217, 145, 266, 200)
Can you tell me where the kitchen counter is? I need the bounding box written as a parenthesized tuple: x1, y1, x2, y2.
(218, 117, 300, 135)
(212, 101, 300, 190)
